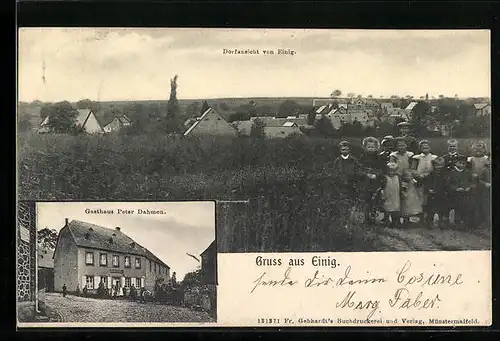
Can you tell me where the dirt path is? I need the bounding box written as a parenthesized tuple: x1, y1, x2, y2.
(365, 225, 491, 251)
(43, 292, 215, 323)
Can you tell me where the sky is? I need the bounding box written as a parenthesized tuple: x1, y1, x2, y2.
(18, 28, 490, 102)
(36, 201, 215, 280)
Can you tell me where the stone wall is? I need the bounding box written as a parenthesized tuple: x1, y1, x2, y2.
(17, 201, 36, 322)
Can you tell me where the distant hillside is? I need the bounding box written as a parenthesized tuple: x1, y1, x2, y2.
(17, 96, 491, 129)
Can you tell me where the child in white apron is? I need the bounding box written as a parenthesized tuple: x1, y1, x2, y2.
(400, 170, 422, 225)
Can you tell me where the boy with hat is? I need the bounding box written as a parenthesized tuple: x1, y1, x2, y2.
(443, 139, 465, 172)
(333, 140, 361, 201)
(379, 136, 395, 164)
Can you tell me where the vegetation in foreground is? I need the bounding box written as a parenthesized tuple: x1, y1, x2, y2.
(19, 133, 490, 252)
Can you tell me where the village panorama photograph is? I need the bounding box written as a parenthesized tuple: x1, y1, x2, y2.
(17, 28, 491, 254)
(25, 201, 216, 324)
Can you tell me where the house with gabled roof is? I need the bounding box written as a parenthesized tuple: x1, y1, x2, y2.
(474, 103, 491, 116)
(184, 107, 237, 137)
(200, 240, 216, 285)
(38, 108, 104, 134)
(103, 114, 132, 133)
(38, 247, 55, 293)
(53, 219, 170, 295)
(348, 97, 381, 110)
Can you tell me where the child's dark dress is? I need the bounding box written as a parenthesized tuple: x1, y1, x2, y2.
(427, 169, 449, 218)
(359, 152, 385, 221)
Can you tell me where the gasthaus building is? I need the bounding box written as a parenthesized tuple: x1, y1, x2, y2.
(53, 219, 170, 295)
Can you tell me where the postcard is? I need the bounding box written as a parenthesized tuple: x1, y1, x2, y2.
(17, 28, 491, 327)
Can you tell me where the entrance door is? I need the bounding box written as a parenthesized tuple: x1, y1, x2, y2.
(112, 277, 122, 296)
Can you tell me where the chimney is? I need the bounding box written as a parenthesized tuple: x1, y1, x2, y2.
(65, 218, 69, 226)
(115, 227, 121, 231)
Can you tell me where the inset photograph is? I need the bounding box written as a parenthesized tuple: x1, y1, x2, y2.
(34, 201, 216, 324)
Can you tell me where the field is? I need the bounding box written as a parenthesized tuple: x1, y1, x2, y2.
(18, 133, 490, 252)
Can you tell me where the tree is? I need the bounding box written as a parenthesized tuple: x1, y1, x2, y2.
(200, 101, 210, 115)
(314, 116, 334, 136)
(347, 92, 356, 98)
(76, 99, 101, 112)
(330, 89, 342, 98)
(228, 112, 251, 122)
(378, 120, 396, 136)
(250, 118, 265, 138)
(38, 228, 58, 249)
(18, 113, 32, 132)
(181, 268, 203, 290)
(40, 101, 80, 133)
(277, 100, 300, 118)
(367, 95, 373, 99)
(163, 75, 182, 133)
(240, 102, 257, 116)
(357, 94, 363, 99)
(307, 108, 316, 125)
(352, 120, 364, 136)
(219, 102, 230, 111)
(185, 102, 200, 117)
(439, 95, 445, 99)
(410, 101, 432, 135)
(390, 95, 399, 99)
(76, 99, 92, 109)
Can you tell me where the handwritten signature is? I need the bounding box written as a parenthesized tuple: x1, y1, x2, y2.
(249, 260, 462, 319)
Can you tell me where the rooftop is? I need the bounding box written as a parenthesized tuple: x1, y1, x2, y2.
(63, 220, 169, 269)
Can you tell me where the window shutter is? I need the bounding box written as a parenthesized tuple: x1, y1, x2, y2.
(121, 277, 125, 287)
(141, 277, 145, 288)
(94, 276, 99, 289)
(81, 276, 86, 288)
(107, 276, 112, 289)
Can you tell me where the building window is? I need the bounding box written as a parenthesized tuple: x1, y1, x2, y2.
(135, 257, 141, 269)
(149, 260, 152, 271)
(136, 278, 141, 288)
(112, 255, 119, 267)
(86, 276, 94, 289)
(124, 256, 131, 268)
(85, 252, 94, 265)
(125, 277, 131, 288)
(100, 276, 108, 288)
(100, 253, 107, 266)
(154, 263, 157, 273)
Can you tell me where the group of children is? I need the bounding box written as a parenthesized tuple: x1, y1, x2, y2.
(333, 136, 491, 229)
